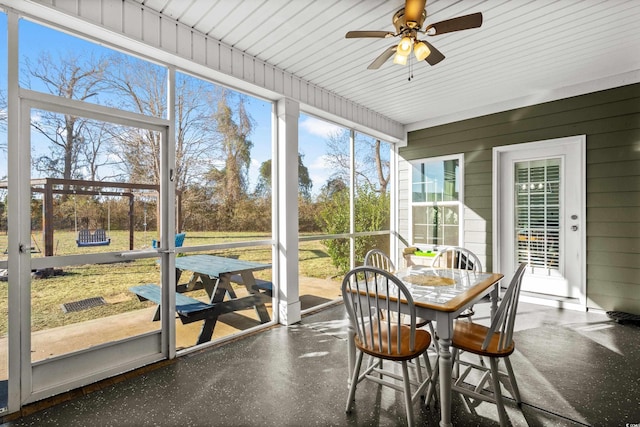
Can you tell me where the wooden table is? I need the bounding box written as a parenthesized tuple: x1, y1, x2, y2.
(346, 266, 503, 427)
(174, 254, 273, 344)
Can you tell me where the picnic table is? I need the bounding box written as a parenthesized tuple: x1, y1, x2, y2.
(130, 254, 273, 344)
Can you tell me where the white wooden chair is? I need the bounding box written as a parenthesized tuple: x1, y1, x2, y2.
(431, 246, 483, 272)
(342, 266, 435, 427)
(431, 246, 483, 318)
(450, 263, 527, 427)
(364, 248, 434, 335)
(363, 249, 395, 272)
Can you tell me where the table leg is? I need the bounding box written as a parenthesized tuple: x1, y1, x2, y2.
(437, 337, 453, 427)
(347, 324, 355, 386)
(240, 271, 271, 323)
(187, 273, 201, 291)
(436, 315, 454, 427)
(221, 275, 238, 299)
(196, 281, 227, 344)
(197, 274, 219, 298)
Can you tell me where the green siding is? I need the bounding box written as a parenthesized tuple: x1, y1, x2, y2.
(401, 83, 640, 313)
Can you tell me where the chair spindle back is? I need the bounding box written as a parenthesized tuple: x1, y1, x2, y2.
(482, 263, 527, 351)
(342, 266, 418, 355)
(363, 249, 395, 272)
(432, 246, 483, 272)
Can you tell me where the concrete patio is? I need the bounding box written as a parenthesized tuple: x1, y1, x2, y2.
(2, 301, 638, 426)
(0, 276, 342, 378)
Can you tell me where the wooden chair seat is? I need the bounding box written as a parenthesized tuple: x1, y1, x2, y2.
(356, 325, 432, 361)
(452, 321, 514, 357)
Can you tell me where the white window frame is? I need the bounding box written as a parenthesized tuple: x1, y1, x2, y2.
(408, 153, 464, 249)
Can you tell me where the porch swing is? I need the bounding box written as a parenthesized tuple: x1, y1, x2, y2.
(74, 194, 111, 247)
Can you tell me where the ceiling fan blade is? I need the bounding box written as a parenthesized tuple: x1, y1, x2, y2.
(425, 12, 483, 35)
(422, 41, 445, 65)
(345, 30, 393, 39)
(404, 0, 427, 25)
(368, 46, 396, 70)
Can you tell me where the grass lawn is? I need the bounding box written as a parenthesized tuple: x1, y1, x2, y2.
(0, 230, 341, 336)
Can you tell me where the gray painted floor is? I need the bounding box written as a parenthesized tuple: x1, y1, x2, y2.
(2, 302, 639, 426)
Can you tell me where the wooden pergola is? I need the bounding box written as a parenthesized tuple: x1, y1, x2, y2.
(0, 178, 182, 256)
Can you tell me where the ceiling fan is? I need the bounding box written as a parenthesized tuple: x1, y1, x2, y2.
(345, 0, 482, 69)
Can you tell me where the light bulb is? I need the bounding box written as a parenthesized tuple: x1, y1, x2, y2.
(414, 41, 431, 61)
(393, 52, 408, 65)
(397, 36, 412, 56)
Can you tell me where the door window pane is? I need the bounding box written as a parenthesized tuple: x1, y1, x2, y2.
(515, 159, 560, 271)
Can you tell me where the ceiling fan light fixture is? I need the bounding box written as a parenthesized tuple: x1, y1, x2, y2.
(345, 3, 484, 70)
(397, 36, 413, 56)
(393, 52, 408, 65)
(414, 41, 431, 61)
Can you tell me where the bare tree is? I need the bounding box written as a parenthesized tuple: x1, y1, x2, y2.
(372, 139, 390, 193)
(80, 120, 118, 181)
(325, 130, 391, 193)
(22, 52, 111, 182)
(104, 57, 217, 192)
(255, 153, 313, 200)
(207, 90, 254, 210)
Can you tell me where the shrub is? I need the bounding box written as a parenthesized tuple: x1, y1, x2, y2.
(320, 185, 390, 273)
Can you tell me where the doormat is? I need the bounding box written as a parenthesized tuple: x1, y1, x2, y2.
(61, 297, 107, 313)
(606, 311, 640, 325)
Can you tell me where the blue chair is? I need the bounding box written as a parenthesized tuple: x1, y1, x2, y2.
(152, 233, 186, 249)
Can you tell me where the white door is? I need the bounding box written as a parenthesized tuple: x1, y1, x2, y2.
(494, 136, 585, 301)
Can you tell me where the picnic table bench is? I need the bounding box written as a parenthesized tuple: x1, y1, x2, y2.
(129, 284, 215, 324)
(229, 274, 273, 297)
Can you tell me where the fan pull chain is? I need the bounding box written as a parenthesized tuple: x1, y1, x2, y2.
(408, 54, 414, 81)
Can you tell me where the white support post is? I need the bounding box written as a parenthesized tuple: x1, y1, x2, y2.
(349, 129, 355, 268)
(389, 143, 399, 267)
(276, 98, 301, 325)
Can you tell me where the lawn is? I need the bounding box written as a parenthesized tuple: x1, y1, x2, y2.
(0, 230, 341, 336)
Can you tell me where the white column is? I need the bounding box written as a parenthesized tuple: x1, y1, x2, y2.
(349, 130, 355, 268)
(389, 143, 399, 266)
(276, 98, 301, 325)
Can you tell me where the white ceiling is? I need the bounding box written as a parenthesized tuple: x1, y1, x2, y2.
(134, 0, 640, 129)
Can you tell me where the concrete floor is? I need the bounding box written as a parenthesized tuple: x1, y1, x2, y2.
(0, 276, 342, 376)
(2, 302, 639, 426)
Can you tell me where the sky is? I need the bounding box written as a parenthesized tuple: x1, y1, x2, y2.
(0, 16, 383, 197)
